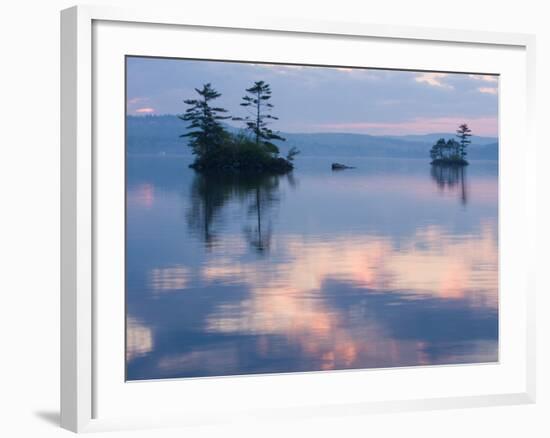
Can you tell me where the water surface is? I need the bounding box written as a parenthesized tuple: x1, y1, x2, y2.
(126, 156, 498, 380)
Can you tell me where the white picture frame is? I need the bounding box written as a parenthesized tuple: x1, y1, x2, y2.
(60, 4, 537, 433)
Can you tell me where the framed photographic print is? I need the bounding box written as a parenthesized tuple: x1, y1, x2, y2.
(61, 5, 536, 433)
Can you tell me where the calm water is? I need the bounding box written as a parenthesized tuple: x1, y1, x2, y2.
(126, 155, 498, 380)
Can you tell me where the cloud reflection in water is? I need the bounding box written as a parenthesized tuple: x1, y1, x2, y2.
(125, 156, 498, 380)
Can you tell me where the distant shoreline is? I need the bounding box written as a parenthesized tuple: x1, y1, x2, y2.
(126, 115, 498, 161)
(126, 115, 498, 140)
(126, 152, 497, 162)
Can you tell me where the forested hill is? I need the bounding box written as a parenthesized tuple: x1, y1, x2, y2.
(126, 115, 498, 160)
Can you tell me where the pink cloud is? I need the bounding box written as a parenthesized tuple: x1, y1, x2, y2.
(135, 107, 155, 114)
(414, 73, 453, 89)
(478, 87, 498, 95)
(469, 74, 498, 83)
(128, 97, 149, 105)
(313, 116, 498, 136)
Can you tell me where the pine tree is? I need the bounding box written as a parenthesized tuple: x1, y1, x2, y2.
(234, 81, 285, 154)
(456, 123, 472, 159)
(446, 139, 460, 158)
(286, 146, 300, 162)
(430, 138, 447, 160)
(179, 83, 230, 157)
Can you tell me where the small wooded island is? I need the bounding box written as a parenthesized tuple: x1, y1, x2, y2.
(180, 82, 298, 174)
(429, 123, 472, 166)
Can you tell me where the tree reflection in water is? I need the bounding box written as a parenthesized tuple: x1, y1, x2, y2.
(187, 172, 283, 253)
(430, 164, 468, 204)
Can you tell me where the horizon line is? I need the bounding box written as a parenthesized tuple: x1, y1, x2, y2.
(126, 114, 499, 138)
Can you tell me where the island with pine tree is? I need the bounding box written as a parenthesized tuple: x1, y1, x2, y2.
(179, 81, 299, 174)
(429, 123, 472, 166)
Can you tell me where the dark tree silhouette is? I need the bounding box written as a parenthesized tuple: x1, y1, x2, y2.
(456, 123, 472, 159)
(179, 82, 294, 174)
(447, 139, 460, 157)
(429, 124, 471, 165)
(234, 81, 286, 154)
(430, 138, 447, 160)
(178, 83, 230, 157)
(286, 146, 300, 162)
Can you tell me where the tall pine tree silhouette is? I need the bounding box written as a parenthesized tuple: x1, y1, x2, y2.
(456, 123, 472, 159)
(234, 81, 285, 154)
(179, 83, 230, 157)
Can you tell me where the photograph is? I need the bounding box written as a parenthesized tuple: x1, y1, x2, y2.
(125, 56, 499, 381)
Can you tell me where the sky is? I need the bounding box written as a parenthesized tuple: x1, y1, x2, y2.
(126, 57, 499, 137)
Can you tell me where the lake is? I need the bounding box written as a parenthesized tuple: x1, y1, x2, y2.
(126, 155, 498, 380)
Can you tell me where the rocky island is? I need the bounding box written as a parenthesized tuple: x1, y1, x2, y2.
(180, 82, 298, 174)
(429, 123, 472, 166)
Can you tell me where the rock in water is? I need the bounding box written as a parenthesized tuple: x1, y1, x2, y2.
(331, 162, 354, 170)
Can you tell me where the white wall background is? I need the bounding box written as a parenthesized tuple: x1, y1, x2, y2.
(0, 1, 547, 437)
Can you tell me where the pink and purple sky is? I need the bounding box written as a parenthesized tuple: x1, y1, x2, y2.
(126, 57, 498, 137)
